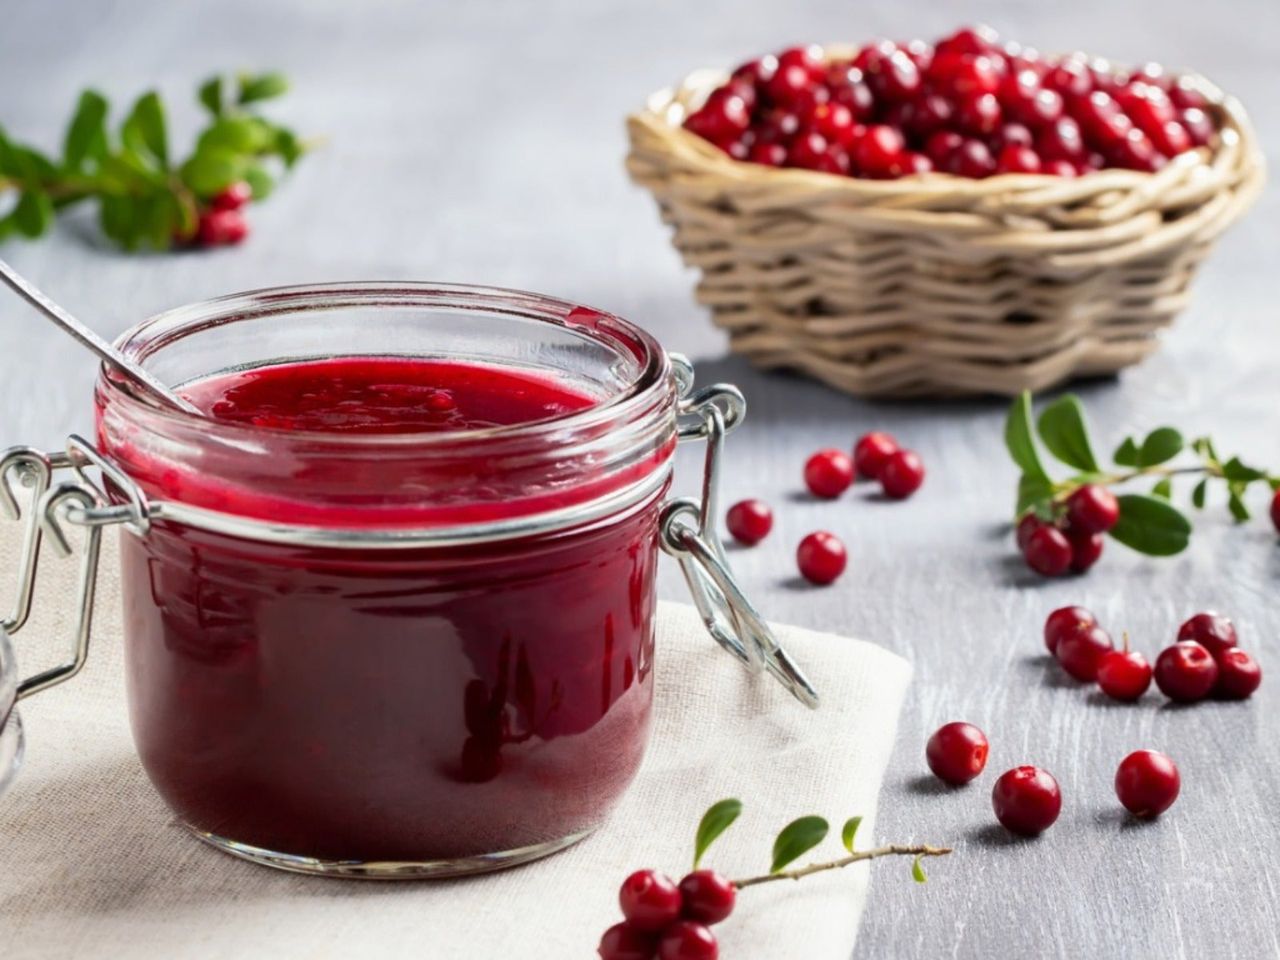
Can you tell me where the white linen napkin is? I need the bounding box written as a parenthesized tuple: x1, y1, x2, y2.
(0, 525, 910, 959)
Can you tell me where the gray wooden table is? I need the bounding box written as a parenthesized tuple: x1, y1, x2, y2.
(2, 1, 1277, 956)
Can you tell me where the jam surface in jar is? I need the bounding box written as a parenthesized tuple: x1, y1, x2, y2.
(107, 356, 664, 866)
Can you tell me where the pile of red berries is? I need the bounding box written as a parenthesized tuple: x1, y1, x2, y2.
(683, 26, 1219, 180)
(1016, 483, 1118, 576)
(187, 181, 252, 247)
(725, 431, 924, 586)
(1044, 607, 1263, 702)
(598, 868, 736, 960)
(926, 721, 1181, 832)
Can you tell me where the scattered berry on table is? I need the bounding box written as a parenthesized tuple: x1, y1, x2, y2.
(1115, 750, 1180, 818)
(1055, 622, 1114, 682)
(1065, 485, 1120, 535)
(657, 921, 719, 960)
(1154, 641, 1219, 703)
(879, 449, 925, 499)
(1044, 606, 1096, 656)
(804, 448, 855, 498)
(797, 531, 847, 585)
(725, 499, 774, 545)
(1023, 525, 1072, 577)
(853, 431, 899, 480)
(678, 871, 737, 925)
(598, 922, 658, 960)
(1096, 645, 1153, 702)
(619, 869, 683, 932)
(1175, 612, 1237, 661)
(926, 721, 990, 785)
(1214, 648, 1262, 700)
(992, 765, 1062, 835)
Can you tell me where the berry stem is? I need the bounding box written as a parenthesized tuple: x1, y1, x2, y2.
(730, 843, 952, 889)
(1049, 464, 1218, 504)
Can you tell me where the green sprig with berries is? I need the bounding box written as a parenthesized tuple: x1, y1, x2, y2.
(1006, 391, 1280, 558)
(0, 71, 308, 250)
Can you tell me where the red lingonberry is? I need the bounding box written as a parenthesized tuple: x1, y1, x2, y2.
(1036, 116, 1086, 163)
(1272, 488, 1280, 534)
(1056, 623, 1114, 682)
(599, 922, 658, 960)
(879, 449, 925, 499)
(854, 124, 908, 178)
(1115, 750, 1180, 818)
(1016, 514, 1046, 553)
(1066, 485, 1120, 534)
(935, 25, 1000, 58)
(804, 448, 855, 498)
(797, 531, 847, 585)
(1023, 525, 1072, 576)
(1153, 641, 1219, 703)
(955, 92, 1002, 136)
(1180, 107, 1215, 146)
(1044, 605, 1097, 656)
(657, 921, 719, 960)
(196, 209, 249, 247)
(747, 142, 788, 167)
(853, 431, 899, 480)
(1214, 648, 1262, 700)
(925, 130, 965, 168)
(1067, 529, 1104, 573)
(619, 869, 683, 932)
(731, 55, 778, 88)
(950, 139, 996, 178)
(1176, 612, 1237, 661)
(1044, 57, 1093, 99)
(809, 102, 857, 147)
(992, 766, 1062, 835)
(211, 181, 252, 211)
(1097, 646, 1153, 702)
(926, 722, 990, 785)
(997, 144, 1043, 174)
(678, 871, 737, 925)
(994, 122, 1035, 150)
(725, 499, 773, 545)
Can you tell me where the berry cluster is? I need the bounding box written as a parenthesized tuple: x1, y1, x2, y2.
(1017, 483, 1117, 576)
(599, 869, 736, 960)
(683, 26, 1218, 180)
(1044, 607, 1262, 702)
(725, 432, 924, 586)
(926, 721, 1180, 832)
(190, 181, 252, 247)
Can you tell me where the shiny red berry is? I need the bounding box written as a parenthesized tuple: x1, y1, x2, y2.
(211, 181, 252, 211)
(996, 144, 1043, 174)
(936, 25, 1000, 58)
(747, 142, 788, 167)
(1023, 525, 1071, 576)
(1097, 647, 1153, 701)
(1115, 750, 1180, 818)
(1044, 57, 1092, 99)
(880, 449, 924, 499)
(955, 92, 1002, 136)
(925, 130, 965, 168)
(678, 871, 736, 925)
(1181, 108, 1215, 146)
(619, 869, 682, 932)
(1154, 641, 1219, 703)
(950, 139, 996, 178)
(196, 209, 249, 247)
(1272, 489, 1280, 534)
(1215, 648, 1262, 700)
(1044, 605, 1097, 656)
(926, 722, 989, 785)
(992, 766, 1061, 835)
(725, 499, 773, 545)
(1176, 612, 1237, 661)
(853, 432, 899, 480)
(854, 124, 908, 178)
(599, 922, 658, 960)
(1036, 116, 1086, 163)
(797, 531, 847, 585)
(657, 922, 718, 960)
(1066, 485, 1120, 534)
(804, 448, 855, 498)
(1067, 529, 1104, 573)
(1016, 514, 1046, 553)
(1056, 623, 1114, 682)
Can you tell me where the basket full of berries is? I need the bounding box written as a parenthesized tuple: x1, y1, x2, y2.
(626, 26, 1264, 398)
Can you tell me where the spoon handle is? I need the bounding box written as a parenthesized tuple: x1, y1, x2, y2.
(0, 258, 200, 415)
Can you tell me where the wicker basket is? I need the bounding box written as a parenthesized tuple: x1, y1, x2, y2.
(626, 66, 1265, 398)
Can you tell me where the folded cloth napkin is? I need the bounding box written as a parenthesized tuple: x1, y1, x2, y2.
(0, 525, 910, 960)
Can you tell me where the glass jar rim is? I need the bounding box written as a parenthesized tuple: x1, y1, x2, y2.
(102, 281, 672, 447)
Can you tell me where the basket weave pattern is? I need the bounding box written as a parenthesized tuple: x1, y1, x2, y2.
(627, 68, 1265, 397)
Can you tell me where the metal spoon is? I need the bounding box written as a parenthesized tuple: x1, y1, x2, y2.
(0, 257, 200, 415)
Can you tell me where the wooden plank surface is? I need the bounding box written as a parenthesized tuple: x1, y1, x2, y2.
(1, 1, 1276, 956)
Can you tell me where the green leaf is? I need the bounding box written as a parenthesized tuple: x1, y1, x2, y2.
(911, 856, 928, 884)
(841, 816, 863, 854)
(1036, 395, 1100, 472)
(1113, 437, 1139, 467)
(1016, 473, 1055, 517)
(138, 192, 178, 249)
(1222, 457, 1267, 484)
(770, 816, 829, 874)
(198, 76, 224, 116)
(11, 190, 54, 238)
(1191, 436, 1219, 462)
(1109, 494, 1192, 556)
(1227, 488, 1250, 522)
(197, 116, 275, 156)
(237, 72, 289, 104)
(273, 126, 304, 167)
(121, 91, 169, 170)
(180, 147, 248, 195)
(1138, 428, 1184, 467)
(98, 194, 140, 249)
(1005, 392, 1049, 482)
(244, 165, 274, 200)
(693, 799, 742, 870)
(62, 90, 109, 172)
(1151, 477, 1173, 499)
(1191, 478, 1208, 509)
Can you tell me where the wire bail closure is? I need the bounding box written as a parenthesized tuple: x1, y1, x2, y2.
(665, 355, 819, 709)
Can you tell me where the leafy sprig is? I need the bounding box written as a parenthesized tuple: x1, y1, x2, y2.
(1006, 391, 1279, 556)
(0, 71, 307, 250)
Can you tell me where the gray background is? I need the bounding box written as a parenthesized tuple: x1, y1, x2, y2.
(2, 1, 1277, 957)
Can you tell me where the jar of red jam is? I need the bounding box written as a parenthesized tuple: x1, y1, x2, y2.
(0, 283, 815, 875)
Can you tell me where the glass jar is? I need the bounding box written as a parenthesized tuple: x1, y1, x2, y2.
(0, 283, 816, 876)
